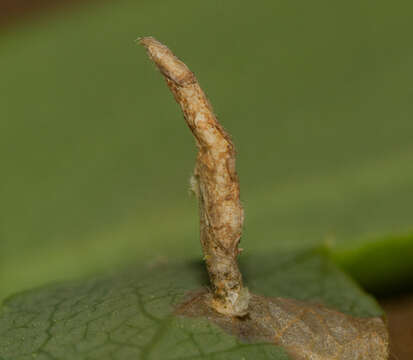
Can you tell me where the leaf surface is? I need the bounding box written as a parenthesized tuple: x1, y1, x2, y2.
(0, 248, 387, 359)
(0, 1, 410, 358)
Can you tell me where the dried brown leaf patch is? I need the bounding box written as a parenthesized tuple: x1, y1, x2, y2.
(176, 290, 389, 360)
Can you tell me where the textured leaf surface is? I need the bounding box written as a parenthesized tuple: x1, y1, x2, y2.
(178, 292, 387, 359)
(0, 248, 385, 359)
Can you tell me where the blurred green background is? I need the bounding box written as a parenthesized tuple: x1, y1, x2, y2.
(1, 0, 413, 302)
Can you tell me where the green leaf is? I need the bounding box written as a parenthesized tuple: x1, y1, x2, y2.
(332, 232, 413, 294)
(0, 0, 410, 358)
(0, 248, 385, 359)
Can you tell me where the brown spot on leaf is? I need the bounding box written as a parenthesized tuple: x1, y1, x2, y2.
(176, 289, 389, 360)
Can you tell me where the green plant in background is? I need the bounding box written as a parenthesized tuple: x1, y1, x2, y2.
(1, 0, 413, 359)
